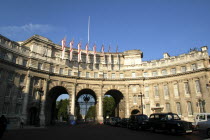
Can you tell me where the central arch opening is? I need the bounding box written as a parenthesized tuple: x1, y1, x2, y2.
(104, 90, 124, 119)
(76, 89, 97, 122)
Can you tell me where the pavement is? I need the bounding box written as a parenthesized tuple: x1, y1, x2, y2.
(1, 123, 209, 140)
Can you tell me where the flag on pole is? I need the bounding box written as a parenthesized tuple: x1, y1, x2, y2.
(78, 42, 82, 62)
(85, 43, 89, 63)
(93, 44, 96, 64)
(101, 44, 104, 56)
(69, 40, 74, 61)
(108, 45, 112, 64)
(61, 37, 66, 59)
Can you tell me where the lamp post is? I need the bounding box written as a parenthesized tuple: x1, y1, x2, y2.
(139, 92, 144, 115)
(83, 94, 90, 121)
(36, 87, 44, 126)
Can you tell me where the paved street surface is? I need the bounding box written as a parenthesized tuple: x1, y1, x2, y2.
(1, 124, 208, 140)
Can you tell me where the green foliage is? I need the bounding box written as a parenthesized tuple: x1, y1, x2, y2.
(85, 106, 96, 120)
(103, 96, 115, 118)
(56, 99, 69, 121)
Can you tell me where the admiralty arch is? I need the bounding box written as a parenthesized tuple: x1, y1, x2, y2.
(0, 34, 210, 127)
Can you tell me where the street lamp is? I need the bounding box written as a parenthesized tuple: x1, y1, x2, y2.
(83, 94, 90, 121)
(139, 92, 144, 115)
(36, 87, 44, 126)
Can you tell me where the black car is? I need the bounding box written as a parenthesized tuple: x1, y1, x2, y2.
(119, 118, 129, 128)
(143, 113, 193, 134)
(128, 114, 148, 130)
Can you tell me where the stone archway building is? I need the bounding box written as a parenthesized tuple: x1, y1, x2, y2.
(0, 34, 210, 127)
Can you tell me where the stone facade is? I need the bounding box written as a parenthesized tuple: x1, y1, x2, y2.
(0, 34, 209, 127)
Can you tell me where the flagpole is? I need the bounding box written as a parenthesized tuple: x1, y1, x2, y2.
(88, 16, 90, 44)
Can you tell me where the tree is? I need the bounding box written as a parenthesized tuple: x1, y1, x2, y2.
(103, 96, 115, 119)
(85, 106, 96, 121)
(56, 99, 69, 121)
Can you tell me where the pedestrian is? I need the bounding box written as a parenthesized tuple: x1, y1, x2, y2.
(0, 115, 8, 139)
(20, 117, 24, 128)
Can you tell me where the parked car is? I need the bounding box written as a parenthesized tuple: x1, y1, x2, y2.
(128, 114, 148, 130)
(119, 118, 129, 128)
(194, 113, 210, 138)
(142, 113, 193, 134)
(110, 117, 121, 126)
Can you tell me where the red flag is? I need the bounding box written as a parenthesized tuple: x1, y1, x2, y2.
(69, 40, 74, 61)
(93, 44, 96, 55)
(78, 42, 82, 62)
(61, 37, 66, 51)
(101, 45, 104, 53)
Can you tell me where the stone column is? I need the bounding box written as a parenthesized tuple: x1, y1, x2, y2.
(69, 83, 76, 121)
(125, 85, 130, 118)
(97, 85, 103, 124)
(40, 79, 48, 126)
(21, 74, 31, 121)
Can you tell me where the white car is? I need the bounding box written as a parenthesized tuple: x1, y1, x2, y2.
(194, 113, 210, 138)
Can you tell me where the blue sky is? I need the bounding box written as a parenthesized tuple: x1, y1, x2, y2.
(0, 0, 210, 61)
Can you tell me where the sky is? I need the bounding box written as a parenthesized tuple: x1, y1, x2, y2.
(0, 0, 210, 62)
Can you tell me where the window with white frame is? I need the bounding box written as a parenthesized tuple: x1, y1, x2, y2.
(38, 63, 42, 70)
(12, 56, 17, 63)
(166, 103, 171, 112)
(23, 59, 27, 67)
(120, 73, 124, 78)
(154, 86, 159, 97)
(176, 102, 182, 115)
(86, 72, 90, 78)
(162, 69, 167, 75)
(94, 72, 98, 78)
(59, 68, 64, 75)
(187, 101, 193, 115)
(111, 73, 115, 79)
(191, 64, 197, 71)
(68, 70, 71, 76)
(143, 72, 148, 77)
(181, 66, 186, 72)
(195, 80, 201, 93)
(132, 72, 136, 78)
(184, 82, 190, 94)
(103, 73, 107, 78)
(152, 71, 158, 76)
(144, 86, 149, 98)
(163, 85, 169, 97)
(132, 86, 137, 93)
(78, 71, 81, 77)
(171, 68, 176, 74)
(173, 83, 179, 97)
(133, 95, 137, 104)
(50, 66, 55, 73)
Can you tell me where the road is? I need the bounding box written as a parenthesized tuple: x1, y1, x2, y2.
(1, 124, 208, 140)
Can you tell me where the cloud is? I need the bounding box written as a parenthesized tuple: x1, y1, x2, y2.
(0, 24, 57, 39)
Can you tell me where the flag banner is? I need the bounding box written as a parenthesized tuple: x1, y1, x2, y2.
(93, 44, 96, 64)
(101, 45, 105, 64)
(108, 45, 111, 64)
(69, 40, 74, 61)
(78, 42, 82, 62)
(61, 37, 66, 59)
(85, 43, 89, 63)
